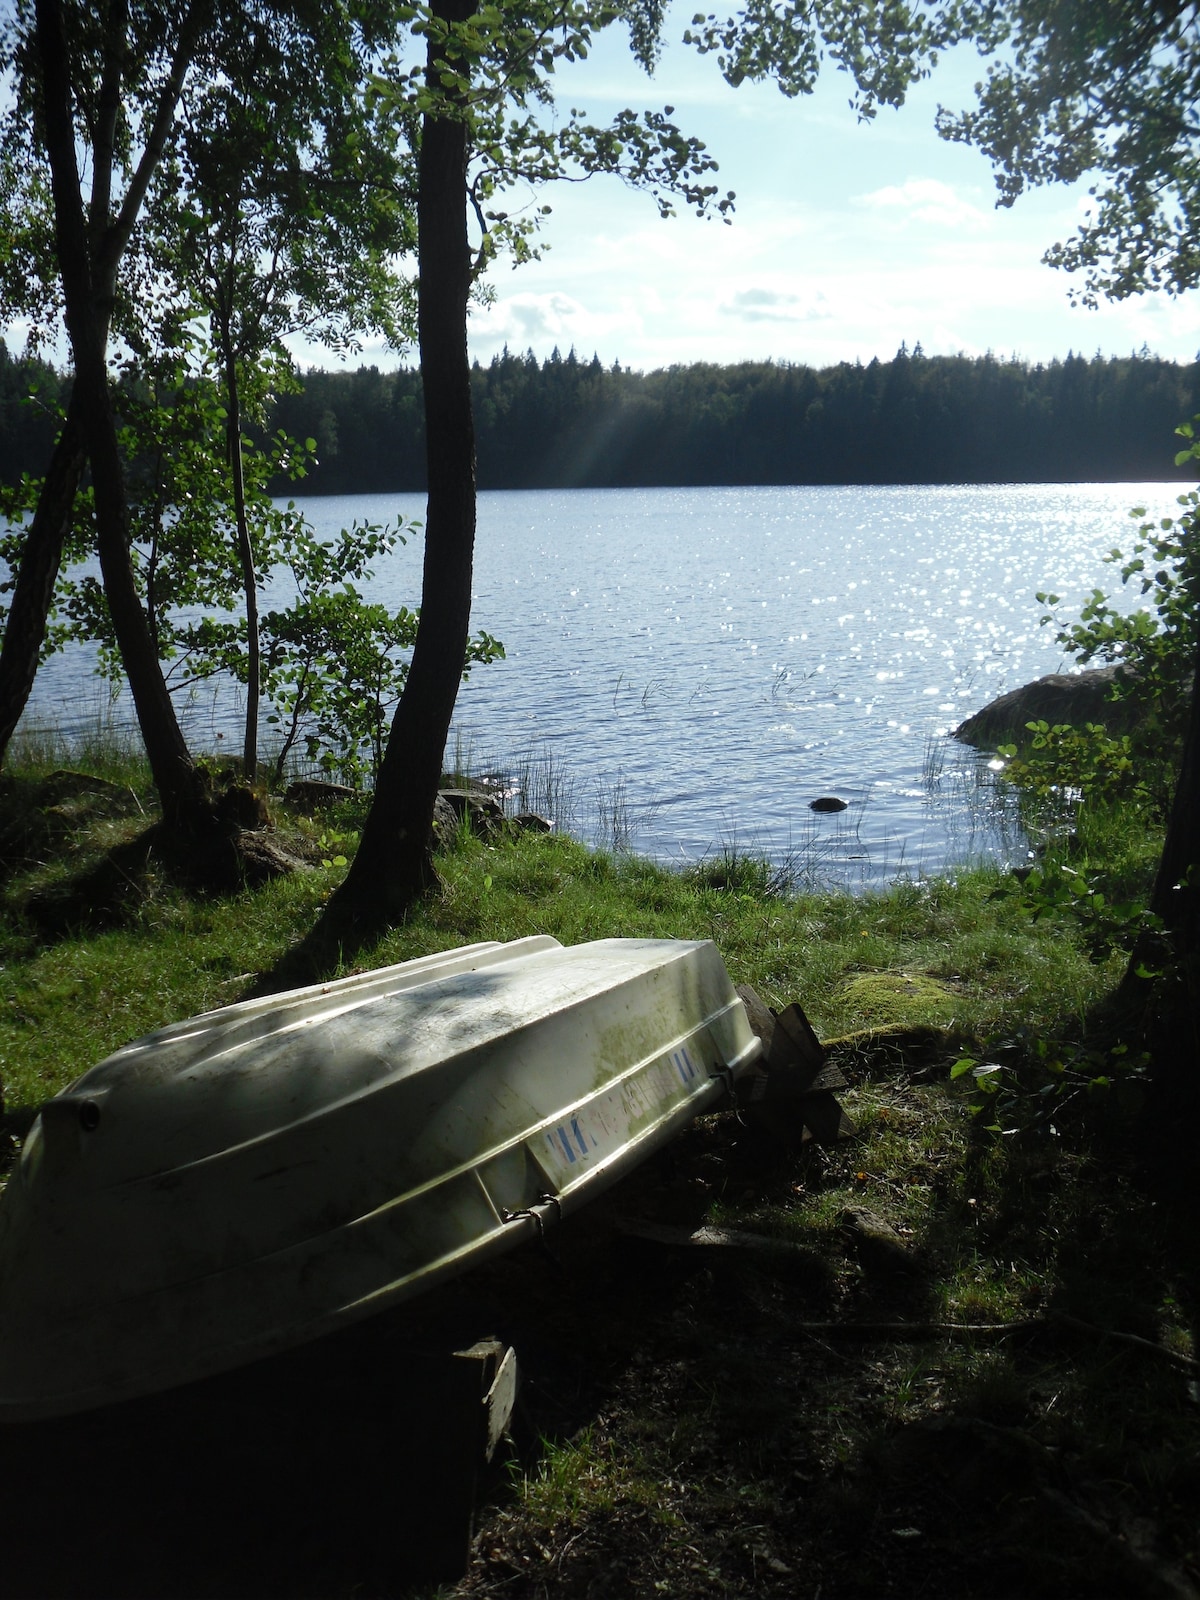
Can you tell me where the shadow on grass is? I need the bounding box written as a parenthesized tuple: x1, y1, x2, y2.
(0, 1310, 520, 1599)
(0, 1135, 740, 1598)
(0, 770, 322, 953)
(0, 1090, 1194, 1599)
(0, 771, 156, 938)
(2, 793, 1196, 1597)
(443, 1093, 1200, 1600)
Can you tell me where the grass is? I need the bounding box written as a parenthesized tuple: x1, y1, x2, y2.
(0, 820, 1115, 1117)
(0, 736, 1195, 1598)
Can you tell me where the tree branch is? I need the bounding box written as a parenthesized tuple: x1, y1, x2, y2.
(100, 0, 211, 287)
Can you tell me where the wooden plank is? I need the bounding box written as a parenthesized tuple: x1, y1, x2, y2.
(736, 984, 854, 1144)
(483, 1345, 519, 1463)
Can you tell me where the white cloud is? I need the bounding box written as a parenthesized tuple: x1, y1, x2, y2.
(471, 290, 636, 359)
(484, 291, 580, 342)
(720, 287, 833, 324)
(856, 177, 989, 230)
(289, 23, 1200, 377)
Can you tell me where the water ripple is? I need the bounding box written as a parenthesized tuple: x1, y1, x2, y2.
(22, 481, 1185, 887)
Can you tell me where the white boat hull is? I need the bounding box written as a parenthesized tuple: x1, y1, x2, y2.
(0, 936, 760, 1421)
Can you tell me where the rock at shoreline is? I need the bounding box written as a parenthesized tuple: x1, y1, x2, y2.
(434, 787, 505, 840)
(513, 811, 553, 833)
(284, 779, 357, 810)
(954, 666, 1142, 749)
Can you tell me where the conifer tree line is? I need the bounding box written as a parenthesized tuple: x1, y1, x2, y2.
(3, 340, 1198, 497)
(0, 341, 63, 488)
(272, 343, 1200, 490)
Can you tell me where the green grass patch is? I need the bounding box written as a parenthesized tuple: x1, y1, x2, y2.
(0, 742, 1192, 1598)
(0, 752, 1121, 1117)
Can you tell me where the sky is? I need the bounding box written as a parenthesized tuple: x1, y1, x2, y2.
(363, 11, 1200, 376)
(11, 10, 1200, 379)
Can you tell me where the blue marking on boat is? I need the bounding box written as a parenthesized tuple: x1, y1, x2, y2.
(571, 1118, 588, 1157)
(673, 1047, 696, 1085)
(552, 1127, 576, 1163)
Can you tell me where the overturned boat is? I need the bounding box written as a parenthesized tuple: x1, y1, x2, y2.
(0, 936, 761, 1422)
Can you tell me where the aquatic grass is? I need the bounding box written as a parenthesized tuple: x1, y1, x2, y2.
(683, 844, 776, 896)
(8, 713, 153, 793)
(449, 730, 1005, 894)
(507, 744, 579, 834)
(592, 771, 634, 854)
(922, 734, 1028, 865)
(443, 727, 481, 790)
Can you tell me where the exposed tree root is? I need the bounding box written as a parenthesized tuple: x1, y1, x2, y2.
(786, 1310, 1199, 1374)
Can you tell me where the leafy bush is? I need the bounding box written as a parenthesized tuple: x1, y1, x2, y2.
(2, 370, 505, 788)
(997, 426, 1199, 903)
(997, 720, 1144, 811)
(1030, 457, 1200, 799)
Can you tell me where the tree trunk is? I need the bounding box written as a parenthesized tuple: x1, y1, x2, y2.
(1116, 630, 1200, 1168)
(0, 395, 86, 764)
(1148, 633, 1200, 938)
(1129, 635, 1200, 1115)
(0, 0, 203, 770)
(35, 0, 204, 830)
(225, 357, 261, 782)
(307, 0, 476, 956)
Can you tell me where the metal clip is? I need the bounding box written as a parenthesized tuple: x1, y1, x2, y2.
(502, 1190, 561, 1239)
(501, 1191, 563, 1268)
(710, 1062, 748, 1124)
(709, 1062, 737, 1101)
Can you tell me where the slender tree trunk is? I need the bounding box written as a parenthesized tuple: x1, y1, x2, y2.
(225, 357, 260, 781)
(35, 0, 201, 829)
(1148, 634, 1200, 938)
(309, 0, 475, 953)
(1118, 623, 1200, 1159)
(0, 395, 85, 764)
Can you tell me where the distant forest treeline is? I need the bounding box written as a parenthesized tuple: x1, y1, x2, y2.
(276, 346, 1200, 490)
(5, 340, 1200, 493)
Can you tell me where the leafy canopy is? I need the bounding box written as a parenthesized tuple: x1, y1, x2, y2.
(686, 1, 1200, 307)
(936, 0, 1200, 302)
(371, 0, 736, 283)
(684, 0, 949, 111)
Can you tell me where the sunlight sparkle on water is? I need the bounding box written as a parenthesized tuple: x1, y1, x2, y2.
(24, 481, 1187, 888)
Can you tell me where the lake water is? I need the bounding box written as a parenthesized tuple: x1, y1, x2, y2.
(21, 482, 1187, 887)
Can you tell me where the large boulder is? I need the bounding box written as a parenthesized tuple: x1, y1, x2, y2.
(954, 665, 1141, 749)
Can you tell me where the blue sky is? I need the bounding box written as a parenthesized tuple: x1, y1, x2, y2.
(419, 14, 1200, 374)
(13, 10, 1194, 378)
